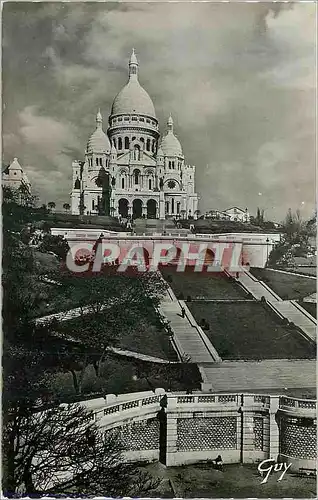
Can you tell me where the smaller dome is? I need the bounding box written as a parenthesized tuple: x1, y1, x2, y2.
(160, 115, 183, 157)
(87, 110, 111, 154)
(160, 133, 182, 156)
(87, 128, 111, 154)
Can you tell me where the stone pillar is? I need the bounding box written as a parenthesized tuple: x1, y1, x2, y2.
(239, 395, 255, 463)
(269, 396, 280, 460)
(142, 203, 147, 218)
(159, 191, 165, 219)
(128, 204, 133, 217)
(166, 397, 178, 466)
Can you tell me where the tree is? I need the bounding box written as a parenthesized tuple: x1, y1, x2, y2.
(3, 403, 160, 497)
(194, 209, 201, 219)
(38, 234, 70, 260)
(63, 202, 71, 213)
(50, 268, 167, 393)
(48, 201, 56, 211)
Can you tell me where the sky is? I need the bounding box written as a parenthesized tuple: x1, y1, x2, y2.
(2, 1, 316, 221)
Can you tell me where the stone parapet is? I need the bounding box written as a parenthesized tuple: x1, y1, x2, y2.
(76, 390, 316, 470)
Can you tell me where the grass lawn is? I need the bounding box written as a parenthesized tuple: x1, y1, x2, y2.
(161, 267, 248, 299)
(251, 268, 316, 300)
(53, 307, 177, 361)
(144, 462, 316, 498)
(188, 302, 316, 360)
(301, 302, 317, 319)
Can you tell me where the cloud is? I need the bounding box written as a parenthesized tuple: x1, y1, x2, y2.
(2, 2, 316, 219)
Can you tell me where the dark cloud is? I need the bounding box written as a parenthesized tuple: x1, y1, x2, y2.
(2, 2, 315, 219)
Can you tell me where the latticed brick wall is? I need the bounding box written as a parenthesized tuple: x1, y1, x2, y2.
(253, 417, 264, 450)
(280, 420, 317, 459)
(177, 417, 237, 451)
(106, 418, 160, 451)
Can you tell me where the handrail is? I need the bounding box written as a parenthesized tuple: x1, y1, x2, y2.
(178, 300, 222, 362)
(290, 300, 317, 325)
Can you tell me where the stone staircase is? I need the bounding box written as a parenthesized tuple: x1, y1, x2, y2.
(273, 301, 316, 342)
(134, 218, 189, 236)
(236, 270, 316, 343)
(159, 291, 220, 363)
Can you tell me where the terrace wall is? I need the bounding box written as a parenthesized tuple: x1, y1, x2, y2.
(84, 391, 316, 471)
(55, 229, 282, 268)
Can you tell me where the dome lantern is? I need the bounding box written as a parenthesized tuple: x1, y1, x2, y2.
(129, 48, 138, 81)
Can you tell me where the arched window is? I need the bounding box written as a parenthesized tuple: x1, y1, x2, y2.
(172, 161, 175, 169)
(113, 138, 117, 149)
(92, 199, 95, 210)
(96, 158, 99, 166)
(171, 198, 175, 213)
(134, 169, 140, 184)
(146, 138, 151, 151)
(125, 137, 130, 149)
(152, 139, 155, 153)
(99, 158, 103, 166)
(149, 179, 152, 190)
(121, 178, 125, 189)
(118, 137, 122, 150)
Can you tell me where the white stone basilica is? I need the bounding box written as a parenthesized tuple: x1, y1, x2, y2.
(71, 50, 198, 219)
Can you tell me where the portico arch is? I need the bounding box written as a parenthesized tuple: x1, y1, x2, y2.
(147, 199, 157, 219)
(133, 198, 143, 219)
(118, 198, 129, 218)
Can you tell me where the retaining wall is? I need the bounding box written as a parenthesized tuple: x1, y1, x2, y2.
(81, 390, 316, 471)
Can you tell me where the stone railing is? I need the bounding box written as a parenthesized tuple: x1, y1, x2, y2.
(279, 395, 316, 413)
(77, 390, 316, 470)
(88, 390, 164, 423)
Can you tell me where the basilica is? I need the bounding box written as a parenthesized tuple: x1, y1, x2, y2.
(71, 50, 198, 219)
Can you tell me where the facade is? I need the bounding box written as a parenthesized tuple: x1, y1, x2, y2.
(71, 50, 198, 219)
(204, 207, 250, 222)
(223, 207, 250, 223)
(2, 157, 32, 196)
(205, 209, 231, 220)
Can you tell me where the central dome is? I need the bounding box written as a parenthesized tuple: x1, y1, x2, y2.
(111, 80, 156, 118)
(111, 50, 156, 119)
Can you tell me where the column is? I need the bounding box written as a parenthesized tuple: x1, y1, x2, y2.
(269, 396, 280, 460)
(166, 397, 178, 466)
(159, 191, 165, 219)
(142, 203, 147, 218)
